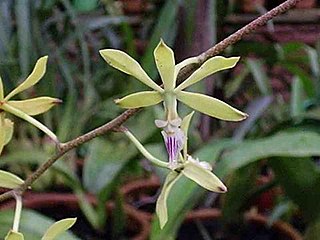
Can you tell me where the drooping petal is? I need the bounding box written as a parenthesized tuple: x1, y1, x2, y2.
(7, 97, 62, 116)
(182, 160, 227, 193)
(115, 91, 163, 109)
(154, 40, 175, 91)
(1, 103, 59, 143)
(162, 129, 184, 168)
(177, 91, 248, 121)
(5, 56, 48, 100)
(99, 49, 163, 92)
(175, 56, 240, 91)
(174, 57, 199, 80)
(0, 170, 24, 189)
(42, 218, 77, 240)
(180, 112, 194, 160)
(156, 171, 182, 229)
(0, 76, 4, 100)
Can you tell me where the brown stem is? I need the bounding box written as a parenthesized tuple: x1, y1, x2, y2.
(0, 0, 301, 203)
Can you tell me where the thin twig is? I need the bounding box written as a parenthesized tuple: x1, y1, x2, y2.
(0, 0, 301, 203)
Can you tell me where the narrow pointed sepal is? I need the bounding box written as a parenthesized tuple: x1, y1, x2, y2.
(176, 56, 240, 91)
(99, 49, 163, 92)
(5, 56, 48, 100)
(182, 159, 227, 193)
(154, 40, 176, 91)
(115, 91, 163, 109)
(7, 97, 62, 116)
(156, 171, 182, 229)
(177, 91, 248, 121)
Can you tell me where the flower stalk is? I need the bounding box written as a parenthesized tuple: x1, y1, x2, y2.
(12, 192, 22, 232)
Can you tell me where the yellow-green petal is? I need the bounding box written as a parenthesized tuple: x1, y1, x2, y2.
(180, 112, 194, 160)
(154, 40, 175, 91)
(5, 56, 48, 100)
(175, 56, 240, 91)
(177, 91, 248, 121)
(7, 97, 62, 116)
(182, 161, 227, 193)
(0, 76, 4, 100)
(0, 170, 24, 189)
(99, 49, 163, 92)
(156, 171, 182, 229)
(5, 230, 24, 240)
(115, 91, 163, 109)
(0, 115, 5, 155)
(42, 218, 77, 240)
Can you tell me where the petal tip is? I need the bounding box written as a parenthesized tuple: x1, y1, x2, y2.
(242, 113, 249, 119)
(218, 185, 228, 193)
(54, 99, 63, 104)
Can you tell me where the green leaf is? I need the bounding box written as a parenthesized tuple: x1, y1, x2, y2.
(0, 170, 24, 189)
(72, 0, 98, 12)
(290, 77, 304, 118)
(222, 164, 257, 223)
(156, 171, 181, 229)
(5, 231, 24, 240)
(246, 59, 271, 96)
(215, 131, 320, 178)
(7, 97, 61, 116)
(177, 91, 248, 121)
(182, 161, 227, 192)
(42, 218, 77, 240)
(0, 76, 3, 100)
(270, 157, 320, 221)
(115, 91, 163, 109)
(5, 56, 48, 100)
(154, 40, 176, 91)
(175, 56, 240, 91)
(99, 49, 163, 92)
(83, 138, 135, 193)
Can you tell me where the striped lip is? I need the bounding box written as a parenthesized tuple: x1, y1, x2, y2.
(162, 128, 185, 169)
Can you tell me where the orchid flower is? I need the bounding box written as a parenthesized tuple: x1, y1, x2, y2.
(100, 40, 248, 166)
(100, 40, 247, 122)
(124, 112, 227, 228)
(0, 56, 61, 154)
